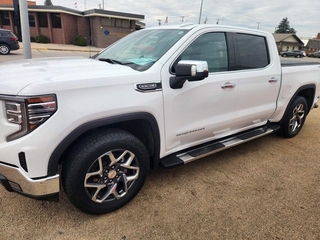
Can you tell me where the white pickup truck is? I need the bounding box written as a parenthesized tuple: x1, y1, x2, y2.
(0, 24, 320, 214)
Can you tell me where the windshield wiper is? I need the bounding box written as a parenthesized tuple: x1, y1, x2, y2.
(98, 58, 124, 65)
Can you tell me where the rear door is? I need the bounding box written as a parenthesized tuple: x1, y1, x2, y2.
(232, 32, 281, 131)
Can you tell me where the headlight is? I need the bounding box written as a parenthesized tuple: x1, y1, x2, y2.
(1, 94, 57, 141)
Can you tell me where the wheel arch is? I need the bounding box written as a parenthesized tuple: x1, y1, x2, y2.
(48, 112, 161, 176)
(279, 84, 315, 124)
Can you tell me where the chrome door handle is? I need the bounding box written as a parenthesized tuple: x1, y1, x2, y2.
(269, 77, 278, 83)
(221, 82, 236, 89)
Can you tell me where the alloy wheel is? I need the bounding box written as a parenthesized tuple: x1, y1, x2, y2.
(84, 149, 140, 203)
(289, 103, 305, 133)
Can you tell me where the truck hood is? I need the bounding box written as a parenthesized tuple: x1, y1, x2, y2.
(0, 57, 139, 95)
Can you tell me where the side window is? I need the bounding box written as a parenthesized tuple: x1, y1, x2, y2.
(51, 13, 62, 28)
(235, 33, 269, 69)
(173, 32, 228, 73)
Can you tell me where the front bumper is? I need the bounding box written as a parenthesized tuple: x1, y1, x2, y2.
(0, 162, 59, 201)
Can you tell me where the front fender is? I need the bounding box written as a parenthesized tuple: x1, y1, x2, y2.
(47, 112, 161, 176)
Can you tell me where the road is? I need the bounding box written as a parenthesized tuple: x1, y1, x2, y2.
(0, 49, 320, 239)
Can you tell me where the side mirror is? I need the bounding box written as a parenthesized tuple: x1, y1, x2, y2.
(170, 60, 209, 89)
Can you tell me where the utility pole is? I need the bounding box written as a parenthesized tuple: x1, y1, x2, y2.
(216, 19, 220, 24)
(19, 0, 31, 59)
(257, 22, 260, 29)
(181, 16, 185, 23)
(198, 0, 203, 24)
(157, 19, 162, 26)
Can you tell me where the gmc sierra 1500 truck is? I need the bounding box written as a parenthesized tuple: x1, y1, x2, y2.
(0, 24, 319, 214)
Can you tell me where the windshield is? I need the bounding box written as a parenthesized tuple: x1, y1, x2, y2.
(94, 29, 189, 71)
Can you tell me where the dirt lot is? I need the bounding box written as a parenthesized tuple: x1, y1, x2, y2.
(1, 109, 320, 240)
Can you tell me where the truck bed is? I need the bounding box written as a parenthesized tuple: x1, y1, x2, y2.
(281, 60, 320, 67)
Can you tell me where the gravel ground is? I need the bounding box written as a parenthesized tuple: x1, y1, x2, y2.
(1, 109, 320, 240)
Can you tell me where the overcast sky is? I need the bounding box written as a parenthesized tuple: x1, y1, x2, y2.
(36, 0, 319, 38)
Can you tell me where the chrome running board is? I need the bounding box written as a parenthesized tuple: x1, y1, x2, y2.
(161, 124, 280, 168)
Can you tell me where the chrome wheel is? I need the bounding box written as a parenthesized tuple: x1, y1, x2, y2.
(84, 150, 139, 203)
(62, 129, 149, 214)
(289, 103, 305, 132)
(279, 96, 308, 138)
(0, 44, 10, 55)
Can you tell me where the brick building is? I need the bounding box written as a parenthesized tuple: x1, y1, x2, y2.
(305, 33, 320, 54)
(0, 2, 144, 48)
(1, 0, 35, 5)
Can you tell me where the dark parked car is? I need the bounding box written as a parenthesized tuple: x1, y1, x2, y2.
(308, 51, 320, 58)
(280, 50, 305, 58)
(0, 29, 20, 55)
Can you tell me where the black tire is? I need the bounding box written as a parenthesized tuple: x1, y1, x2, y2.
(62, 128, 150, 215)
(279, 96, 308, 138)
(282, 54, 287, 57)
(296, 55, 301, 58)
(0, 44, 10, 55)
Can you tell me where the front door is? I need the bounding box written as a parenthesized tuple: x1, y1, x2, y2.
(161, 32, 239, 154)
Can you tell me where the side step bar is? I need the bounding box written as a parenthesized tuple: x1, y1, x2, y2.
(161, 124, 280, 168)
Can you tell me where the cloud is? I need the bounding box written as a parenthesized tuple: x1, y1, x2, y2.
(37, 0, 319, 37)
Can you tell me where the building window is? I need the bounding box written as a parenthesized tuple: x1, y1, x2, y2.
(110, 19, 116, 27)
(100, 18, 130, 28)
(116, 19, 122, 27)
(29, 13, 35, 27)
(38, 12, 48, 27)
(121, 20, 130, 28)
(51, 13, 61, 28)
(0, 11, 11, 25)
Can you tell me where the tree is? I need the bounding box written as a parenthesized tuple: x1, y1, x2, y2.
(44, 0, 53, 6)
(275, 17, 296, 34)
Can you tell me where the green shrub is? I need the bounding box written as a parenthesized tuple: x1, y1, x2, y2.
(30, 36, 35, 42)
(35, 34, 50, 43)
(73, 35, 87, 46)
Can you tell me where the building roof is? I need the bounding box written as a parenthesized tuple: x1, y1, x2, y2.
(83, 9, 144, 20)
(306, 39, 320, 49)
(272, 33, 304, 45)
(0, 4, 144, 20)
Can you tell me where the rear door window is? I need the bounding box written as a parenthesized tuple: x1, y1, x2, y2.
(235, 33, 270, 70)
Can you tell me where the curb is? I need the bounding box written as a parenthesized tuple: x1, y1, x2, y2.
(21, 45, 103, 53)
(31, 47, 102, 52)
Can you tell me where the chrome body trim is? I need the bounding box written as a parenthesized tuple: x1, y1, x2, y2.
(0, 162, 59, 196)
(177, 127, 275, 164)
(134, 82, 162, 93)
